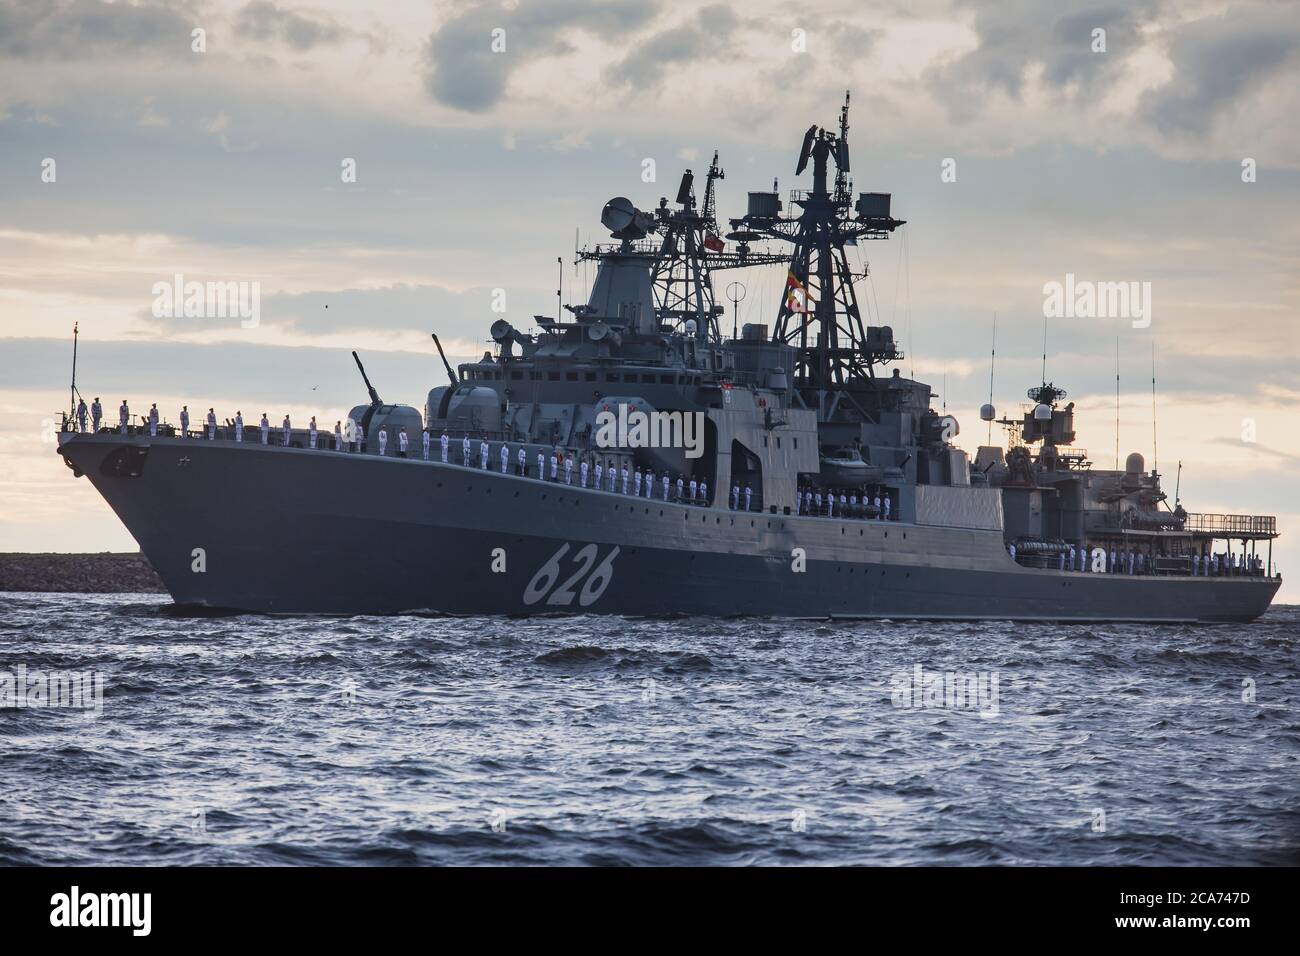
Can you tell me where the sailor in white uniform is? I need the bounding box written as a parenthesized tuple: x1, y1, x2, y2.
(441, 431, 449, 462)
(462, 434, 471, 465)
(479, 439, 490, 470)
(839, 493, 847, 516)
(517, 446, 526, 475)
(1008, 543, 1016, 562)
(580, 459, 589, 488)
(645, 471, 654, 498)
(1068, 545, 1076, 572)
(607, 463, 616, 492)
(91, 398, 102, 432)
(334, 420, 343, 451)
(675, 476, 684, 501)
(76, 398, 87, 432)
(689, 477, 697, 502)
(235, 411, 244, 443)
(501, 443, 510, 474)
(883, 496, 891, 521)
(594, 460, 603, 489)
(422, 430, 431, 460)
(564, 456, 573, 485)
(814, 491, 823, 515)
(551, 451, 560, 482)
(731, 483, 740, 509)
(179, 405, 189, 437)
(699, 480, 708, 505)
(621, 464, 630, 495)
(309, 416, 318, 449)
(398, 428, 409, 457)
(148, 403, 159, 437)
(662, 474, 670, 501)
(743, 484, 753, 511)
(378, 426, 388, 456)
(538, 451, 547, 480)
(281, 414, 291, 446)
(260, 413, 270, 444)
(207, 408, 217, 440)
(119, 400, 129, 435)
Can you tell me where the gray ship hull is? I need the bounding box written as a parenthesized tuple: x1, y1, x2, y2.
(58, 434, 1280, 622)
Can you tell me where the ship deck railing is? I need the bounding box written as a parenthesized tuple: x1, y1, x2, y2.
(1012, 553, 1276, 579)
(1083, 511, 1278, 540)
(1183, 513, 1278, 539)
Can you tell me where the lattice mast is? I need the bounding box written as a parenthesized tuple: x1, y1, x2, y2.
(729, 91, 906, 420)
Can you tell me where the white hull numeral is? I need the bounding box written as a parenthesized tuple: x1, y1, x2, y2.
(523, 543, 621, 607)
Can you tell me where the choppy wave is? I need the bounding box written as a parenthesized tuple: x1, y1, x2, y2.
(0, 593, 1296, 865)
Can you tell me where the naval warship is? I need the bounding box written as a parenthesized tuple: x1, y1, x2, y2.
(57, 95, 1280, 620)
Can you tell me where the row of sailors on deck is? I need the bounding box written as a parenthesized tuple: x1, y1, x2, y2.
(81, 400, 332, 447)
(797, 485, 892, 521)
(437, 432, 738, 506)
(1008, 543, 1266, 576)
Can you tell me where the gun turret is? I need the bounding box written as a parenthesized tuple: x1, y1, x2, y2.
(351, 350, 382, 407)
(431, 333, 459, 386)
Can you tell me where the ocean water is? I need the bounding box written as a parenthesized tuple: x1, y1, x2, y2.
(1, 593, 1296, 866)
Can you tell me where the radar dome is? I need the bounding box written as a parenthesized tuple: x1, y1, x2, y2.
(600, 196, 635, 234)
(979, 403, 996, 421)
(1033, 403, 1052, 421)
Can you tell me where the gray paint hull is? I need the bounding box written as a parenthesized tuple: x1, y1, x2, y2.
(58, 434, 1280, 621)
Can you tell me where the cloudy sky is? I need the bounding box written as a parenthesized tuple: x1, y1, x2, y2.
(1, 0, 1297, 598)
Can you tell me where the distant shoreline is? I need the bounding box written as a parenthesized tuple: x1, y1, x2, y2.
(0, 553, 166, 593)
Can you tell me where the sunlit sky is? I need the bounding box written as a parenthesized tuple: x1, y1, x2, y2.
(1, 0, 1297, 599)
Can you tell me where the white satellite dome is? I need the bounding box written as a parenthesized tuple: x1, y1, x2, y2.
(979, 403, 996, 421)
(1033, 403, 1052, 421)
